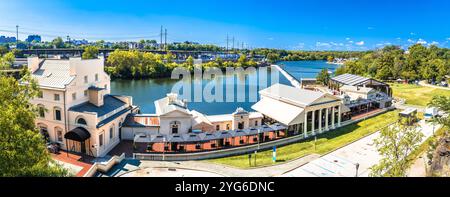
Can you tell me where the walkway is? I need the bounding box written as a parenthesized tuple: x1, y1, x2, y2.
(280, 120, 440, 177)
(271, 65, 302, 88)
(115, 154, 319, 177)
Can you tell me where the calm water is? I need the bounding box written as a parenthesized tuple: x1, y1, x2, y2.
(111, 60, 338, 115)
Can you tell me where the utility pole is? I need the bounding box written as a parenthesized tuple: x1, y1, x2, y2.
(226, 34, 229, 52)
(15, 25, 19, 45)
(160, 25, 163, 50)
(232, 36, 235, 50)
(165, 28, 167, 50)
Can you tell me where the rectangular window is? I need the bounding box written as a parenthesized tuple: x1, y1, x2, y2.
(255, 121, 258, 127)
(54, 94, 60, 101)
(99, 134, 104, 147)
(104, 84, 108, 90)
(216, 125, 220, 131)
(84, 76, 88, 83)
(226, 124, 230, 130)
(72, 93, 76, 101)
(84, 90, 88, 97)
(54, 109, 61, 121)
(109, 127, 113, 139)
(95, 74, 99, 81)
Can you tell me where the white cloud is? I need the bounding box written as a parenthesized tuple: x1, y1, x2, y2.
(355, 41, 365, 46)
(368, 27, 375, 30)
(292, 42, 305, 50)
(410, 32, 416, 35)
(346, 37, 351, 41)
(316, 42, 331, 47)
(407, 39, 415, 43)
(416, 38, 427, 45)
(267, 37, 274, 41)
(430, 41, 439, 46)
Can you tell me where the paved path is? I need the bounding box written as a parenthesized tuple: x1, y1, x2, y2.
(116, 154, 319, 177)
(280, 120, 439, 177)
(419, 81, 450, 91)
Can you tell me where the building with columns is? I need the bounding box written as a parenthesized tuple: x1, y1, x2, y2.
(252, 83, 350, 137)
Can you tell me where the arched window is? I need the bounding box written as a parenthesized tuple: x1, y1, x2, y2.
(54, 107, 62, 121)
(216, 125, 220, 131)
(55, 127, 64, 142)
(238, 122, 244, 130)
(37, 123, 49, 142)
(76, 117, 87, 126)
(37, 104, 45, 118)
(170, 121, 180, 134)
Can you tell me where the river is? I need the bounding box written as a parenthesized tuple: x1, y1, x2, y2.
(110, 60, 339, 115)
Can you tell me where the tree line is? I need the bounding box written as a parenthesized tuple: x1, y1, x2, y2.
(249, 48, 367, 63)
(100, 49, 258, 79)
(335, 44, 450, 82)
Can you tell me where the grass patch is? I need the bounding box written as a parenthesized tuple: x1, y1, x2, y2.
(390, 83, 450, 106)
(208, 110, 399, 169)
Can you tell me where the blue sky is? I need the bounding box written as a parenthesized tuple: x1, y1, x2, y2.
(0, 0, 449, 50)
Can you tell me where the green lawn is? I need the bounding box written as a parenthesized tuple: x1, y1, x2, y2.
(390, 83, 450, 106)
(208, 110, 399, 169)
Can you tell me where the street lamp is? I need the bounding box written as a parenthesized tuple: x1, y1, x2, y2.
(163, 136, 166, 161)
(257, 128, 261, 150)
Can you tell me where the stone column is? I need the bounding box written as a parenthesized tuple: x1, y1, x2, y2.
(338, 105, 342, 127)
(304, 111, 308, 138)
(332, 107, 335, 129)
(319, 109, 322, 133)
(325, 108, 329, 131)
(311, 110, 315, 135)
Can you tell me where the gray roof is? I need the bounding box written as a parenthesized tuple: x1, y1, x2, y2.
(31, 59, 75, 89)
(259, 83, 329, 106)
(69, 95, 127, 117)
(331, 74, 382, 86)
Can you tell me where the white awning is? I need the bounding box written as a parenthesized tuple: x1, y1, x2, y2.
(251, 97, 305, 126)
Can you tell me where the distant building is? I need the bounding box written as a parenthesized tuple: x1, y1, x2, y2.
(26, 35, 41, 43)
(0, 35, 16, 43)
(71, 39, 89, 46)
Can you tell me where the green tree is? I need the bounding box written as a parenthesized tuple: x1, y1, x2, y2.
(82, 46, 99, 59)
(0, 73, 68, 176)
(316, 68, 330, 86)
(327, 56, 334, 63)
(51, 37, 65, 48)
(0, 52, 15, 70)
(370, 121, 424, 177)
(266, 52, 280, 63)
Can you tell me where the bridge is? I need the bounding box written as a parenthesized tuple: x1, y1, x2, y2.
(19, 48, 229, 60)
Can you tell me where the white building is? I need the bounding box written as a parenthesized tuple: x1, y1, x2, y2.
(28, 57, 136, 157)
(339, 85, 377, 101)
(252, 84, 349, 137)
(121, 93, 263, 140)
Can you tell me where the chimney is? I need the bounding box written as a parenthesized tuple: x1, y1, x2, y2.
(27, 56, 41, 73)
(167, 93, 178, 105)
(88, 87, 105, 107)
